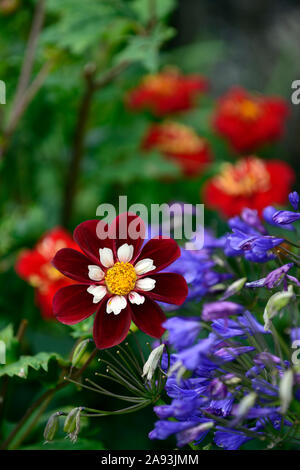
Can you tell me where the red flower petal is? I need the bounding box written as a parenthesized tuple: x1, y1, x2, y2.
(130, 296, 166, 338)
(93, 301, 131, 349)
(136, 237, 180, 274)
(52, 248, 94, 283)
(53, 284, 99, 325)
(109, 212, 146, 261)
(15, 249, 46, 280)
(73, 219, 114, 266)
(144, 273, 188, 305)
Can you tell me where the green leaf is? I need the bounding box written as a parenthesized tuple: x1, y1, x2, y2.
(42, 0, 116, 55)
(0, 352, 69, 379)
(114, 24, 175, 72)
(131, 0, 176, 23)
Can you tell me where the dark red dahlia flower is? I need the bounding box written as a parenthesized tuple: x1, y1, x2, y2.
(213, 87, 289, 153)
(127, 68, 208, 117)
(203, 157, 295, 218)
(52, 213, 188, 350)
(142, 121, 212, 177)
(15, 227, 78, 319)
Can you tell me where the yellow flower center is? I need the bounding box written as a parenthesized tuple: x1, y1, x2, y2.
(214, 158, 271, 197)
(223, 98, 261, 121)
(238, 99, 261, 120)
(105, 262, 137, 296)
(143, 74, 177, 96)
(157, 122, 205, 155)
(42, 264, 64, 281)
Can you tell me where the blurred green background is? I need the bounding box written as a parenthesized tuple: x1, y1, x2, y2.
(0, 0, 300, 450)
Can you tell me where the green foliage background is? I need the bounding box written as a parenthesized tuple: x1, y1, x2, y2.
(0, 0, 299, 450)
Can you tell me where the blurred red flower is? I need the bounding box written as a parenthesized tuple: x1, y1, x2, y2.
(203, 157, 295, 218)
(15, 227, 78, 319)
(52, 213, 188, 350)
(142, 121, 213, 176)
(127, 68, 208, 116)
(213, 87, 289, 153)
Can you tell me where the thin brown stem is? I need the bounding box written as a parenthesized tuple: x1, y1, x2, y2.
(61, 60, 130, 227)
(11, 0, 46, 108)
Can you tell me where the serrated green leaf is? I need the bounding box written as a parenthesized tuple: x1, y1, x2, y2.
(114, 24, 175, 72)
(0, 352, 69, 379)
(131, 0, 176, 23)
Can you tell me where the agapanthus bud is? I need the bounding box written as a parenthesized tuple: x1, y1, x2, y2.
(207, 378, 227, 399)
(220, 277, 247, 300)
(71, 339, 90, 368)
(43, 412, 60, 442)
(142, 344, 164, 381)
(263, 206, 294, 231)
(289, 191, 299, 210)
(263, 286, 294, 331)
(236, 392, 257, 418)
(64, 407, 83, 443)
(279, 369, 294, 414)
(202, 301, 244, 321)
(272, 210, 300, 225)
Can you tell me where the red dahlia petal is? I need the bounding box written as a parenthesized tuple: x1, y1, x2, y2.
(93, 301, 131, 350)
(52, 247, 96, 283)
(15, 249, 46, 280)
(136, 237, 181, 274)
(53, 284, 99, 325)
(130, 296, 166, 339)
(144, 273, 188, 305)
(109, 212, 146, 261)
(73, 219, 114, 266)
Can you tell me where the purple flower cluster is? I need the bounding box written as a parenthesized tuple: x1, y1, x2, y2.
(149, 192, 300, 450)
(149, 312, 291, 449)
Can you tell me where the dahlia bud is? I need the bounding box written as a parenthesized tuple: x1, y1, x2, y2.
(279, 369, 294, 414)
(263, 286, 294, 331)
(142, 344, 164, 381)
(64, 407, 83, 443)
(43, 412, 60, 442)
(71, 339, 90, 368)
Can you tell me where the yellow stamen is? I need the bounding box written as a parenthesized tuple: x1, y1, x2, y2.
(42, 264, 64, 281)
(105, 262, 137, 296)
(238, 99, 261, 120)
(223, 98, 261, 121)
(157, 122, 205, 155)
(143, 74, 177, 96)
(214, 158, 270, 197)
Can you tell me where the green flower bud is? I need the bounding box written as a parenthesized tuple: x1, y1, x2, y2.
(237, 392, 257, 418)
(263, 286, 294, 331)
(142, 344, 164, 381)
(279, 369, 294, 414)
(220, 277, 247, 300)
(64, 407, 82, 442)
(71, 339, 90, 368)
(43, 412, 60, 442)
